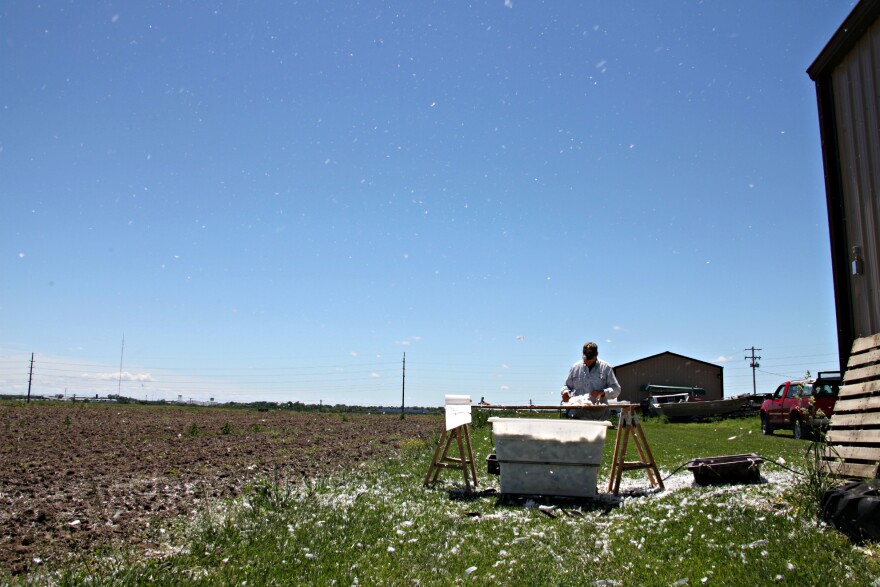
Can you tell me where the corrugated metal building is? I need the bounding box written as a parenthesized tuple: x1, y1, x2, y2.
(614, 351, 724, 403)
(808, 0, 880, 368)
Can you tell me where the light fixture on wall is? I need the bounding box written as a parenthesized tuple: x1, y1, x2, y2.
(852, 245, 864, 276)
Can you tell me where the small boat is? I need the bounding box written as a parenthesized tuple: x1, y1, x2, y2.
(649, 395, 750, 421)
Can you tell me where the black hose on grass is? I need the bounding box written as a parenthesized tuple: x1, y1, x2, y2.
(754, 454, 806, 477)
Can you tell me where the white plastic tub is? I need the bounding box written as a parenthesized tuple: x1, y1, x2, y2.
(489, 417, 611, 498)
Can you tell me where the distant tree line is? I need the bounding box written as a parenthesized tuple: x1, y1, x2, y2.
(121, 396, 442, 415)
(0, 394, 443, 415)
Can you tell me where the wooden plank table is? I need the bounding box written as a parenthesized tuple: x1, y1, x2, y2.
(476, 403, 664, 495)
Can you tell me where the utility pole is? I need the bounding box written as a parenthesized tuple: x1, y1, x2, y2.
(118, 334, 125, 396)
(744, 347, 762, 396)
(27, 353, 34, 403)
(400, 352, 406, 420)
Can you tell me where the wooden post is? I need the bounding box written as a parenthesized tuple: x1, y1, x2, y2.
(26, 353, 34, 403)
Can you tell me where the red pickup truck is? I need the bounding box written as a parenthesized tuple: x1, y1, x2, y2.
(759, 371, 842, 439)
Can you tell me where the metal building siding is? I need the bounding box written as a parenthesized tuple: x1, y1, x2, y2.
(831, 18, 880, 338)
(615, 352, 723, 403)
(809, 0, 880, 368)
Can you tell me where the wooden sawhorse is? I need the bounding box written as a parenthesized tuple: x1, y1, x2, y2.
(607, 405, 664, 495)
(423, 423, 478, 492)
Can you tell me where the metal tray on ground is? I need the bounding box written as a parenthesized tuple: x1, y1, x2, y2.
(687, 453, 762, 485)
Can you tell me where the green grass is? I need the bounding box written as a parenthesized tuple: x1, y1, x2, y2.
(14, 416, 880, 586)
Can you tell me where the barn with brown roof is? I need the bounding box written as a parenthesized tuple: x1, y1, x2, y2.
(614, 351, 724, 404)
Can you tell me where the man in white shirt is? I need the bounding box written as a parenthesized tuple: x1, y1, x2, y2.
(561, 341, 621, 420)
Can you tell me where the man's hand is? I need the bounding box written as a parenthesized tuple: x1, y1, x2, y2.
(589, 390, 605, 401)
(561, 390, 571, 402)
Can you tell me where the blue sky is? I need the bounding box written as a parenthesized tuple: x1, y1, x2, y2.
(0, 1, 856, 406)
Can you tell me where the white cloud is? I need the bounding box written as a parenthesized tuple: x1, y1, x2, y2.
(370, 373, 381, 379)
(500, 363, 509, 369)
(89, 371, 153, 382)
(349, 351, 358, 357)
(500, 385, 509, 391)
(713, 355, 733, 363)
(516, 335, 525, 341)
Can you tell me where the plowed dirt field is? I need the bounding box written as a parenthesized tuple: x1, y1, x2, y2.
(0, 402, 440, 575)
